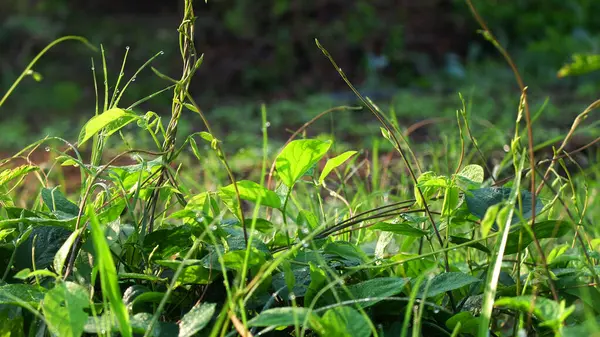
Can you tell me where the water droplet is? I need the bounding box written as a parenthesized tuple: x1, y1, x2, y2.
(301, 240, 309, 248)
(433, 308, 440, 313)
(91, 67, 95, 71)
(209, 225, 218, 231)
(329, 191, 335, 196)
(264, 121, 271, 128)
(44, 147, 50, 152)
(288, 294, 296, 301)
(131, 77, 136, 82)
(301, 226, 309, 234)
(159, 51, 164, 55)
(125, 46, 130, 50)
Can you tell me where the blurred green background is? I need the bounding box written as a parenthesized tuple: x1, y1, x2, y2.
(1, 0, 599, 151)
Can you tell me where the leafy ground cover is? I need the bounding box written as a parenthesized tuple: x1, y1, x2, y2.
(1, 1, 600, 336)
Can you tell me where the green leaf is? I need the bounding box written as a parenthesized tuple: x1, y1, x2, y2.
(320, 306, 371, 337)
(495, 296, 575, 327)
(0, 164, 38, 186)
(41, 187, 80, 217)
(457, 164, 484, 184)
(449, 236, 491, 255)
(465, 187, 542, 224)
(42, 282, 89, 337)
(505, 220, 573, 255)
(78, 108, 139, 145)
(0, 284, 46, 306)
(480, 203, 500, 238)
(272, 266, 311, 298)
(369, 222, 428, 237)
(341, 277, 409, 308)
(318, 150, 357, 184)
(248, 307, 317, 328)
(417, 272, 479, 298)
(219, 180, 281, 209)
(414, 172, 446, 206)
(446, 312, 479, 336)
(323, 241, 368, 267)
(306, 262, 327, 305)
(276, 139, 332, 187)
(15, 226, 72, 271)
(54, 227, 83, 277)
(558, 53, 600, 78)
(87, 205, 132, 337)
(0, 306, 25, 337)
(179, 302, 216, 337)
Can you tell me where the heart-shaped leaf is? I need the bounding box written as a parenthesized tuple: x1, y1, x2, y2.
(276, 139, 332, 187)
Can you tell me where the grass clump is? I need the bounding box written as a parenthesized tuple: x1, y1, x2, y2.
(1, 1, 599, 337)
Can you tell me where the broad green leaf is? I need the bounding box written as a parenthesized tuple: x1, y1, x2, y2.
(320, 306, 370, 337)
(495, 296, 575, 327)
(175, 266, 216, 286)
(248, 307, 318, 328)
(505, 220, 573, 255)
(446, 312, 479, 336)
(0, 284, 46, 306)
(306, 262, 327, 305)
(414, 172, 446, 206)
(219, 180, 281, 209)
(88, 205, 132, 337)
(465, 187, 542, 224)
(0, 216, 77, 231)
(369, 222, 428, 237)
(558, 53, 600, 78)
(457, 164, 484, 184)
(318, 150, 357, 184)
(417, 272, 479, 298)
(0, 306, 25, 337)
(179, 302, 216, 337)
(54, 227, 83, 277)
(341, 277, 409, 308)
(276, 139, 332, 187)
(43, 282, 89, 337)
(78, 108, 139, 145)
(272, 266, 311, 298)
(480, 203, 500, 238)
(0, 164, 38, 186)
(42, 187, 80, 217)
(13, 268, 57, 280)
(15, 226, 72, 271)
(222, 248, 265, 271)
(449, 236, 491, 255)
(323, 241, 368, 267)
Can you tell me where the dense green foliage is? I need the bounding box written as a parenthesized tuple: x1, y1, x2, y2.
(1, 1, 600, 336)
